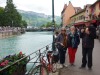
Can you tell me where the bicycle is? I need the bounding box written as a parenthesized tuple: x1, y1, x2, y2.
(30, 48, 58, 75)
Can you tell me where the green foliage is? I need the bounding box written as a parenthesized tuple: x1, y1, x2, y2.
(4, 0, 21, 27)
(0, 0, 27, 27)
(21, 20, 27, 28)
(41, 22, 60, 28)
(45, 22, 52, 27)
(0, 52, 29, 75)
(0, 7, 4, 14)
(0, 0, 60, 27)
(0, 7, 5, 26)
(18, 10, 61, 27)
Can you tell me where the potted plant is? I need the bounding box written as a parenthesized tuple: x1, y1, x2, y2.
(0, 52, 29, 75)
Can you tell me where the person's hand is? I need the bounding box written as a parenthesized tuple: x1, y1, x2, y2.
(81, 29, 84, 33)
(85, 28, 90, 34)
(60, 43, 64, 46)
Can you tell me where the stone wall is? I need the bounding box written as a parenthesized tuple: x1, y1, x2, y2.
(0, 27, 25, 39)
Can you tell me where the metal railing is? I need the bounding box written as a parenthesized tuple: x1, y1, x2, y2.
(0, 43, 52, 75)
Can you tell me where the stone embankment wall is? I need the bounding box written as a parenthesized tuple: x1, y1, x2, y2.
(0, 27, 25, 39)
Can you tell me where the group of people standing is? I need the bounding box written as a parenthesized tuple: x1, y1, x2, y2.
(55, 22, 96, 70)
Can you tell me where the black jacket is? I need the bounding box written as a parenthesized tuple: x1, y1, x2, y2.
(67, 32, 80, 48)
(56, 33, 67, 50)
(80, 26, 96, 48)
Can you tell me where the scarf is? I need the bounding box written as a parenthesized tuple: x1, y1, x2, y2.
(70, 33, 75, 48)
(62, 34, 67, 47)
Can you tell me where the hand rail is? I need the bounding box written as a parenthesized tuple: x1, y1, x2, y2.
(27, 45, 52, 75)
(0, 43, 52, 73)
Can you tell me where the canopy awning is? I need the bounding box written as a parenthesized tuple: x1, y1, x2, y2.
(91, 20, 96, 23)
(74, 22, 85, 26)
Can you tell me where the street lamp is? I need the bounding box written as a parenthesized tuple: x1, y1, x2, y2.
(52, 0, 56, 51)
(52, 0, 55, 26)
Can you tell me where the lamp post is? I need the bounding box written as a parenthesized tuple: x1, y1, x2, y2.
(52, 0, 56, 51)
(52, 0, 55, 26)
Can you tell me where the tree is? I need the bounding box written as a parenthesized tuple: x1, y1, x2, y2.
(41, 22, 61, 28)
(0, 7, 4, 14)
(0, 7, 5, 26)
(21, 20, 27, 28)
(40, 24, 46, 27)
(46, 22, 52, 27)
(4, 0, 22, 27)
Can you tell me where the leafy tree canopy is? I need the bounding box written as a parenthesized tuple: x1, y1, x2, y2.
(0, 0, 27, 27)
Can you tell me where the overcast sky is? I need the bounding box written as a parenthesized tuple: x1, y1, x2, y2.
(0, 0, 96, 16)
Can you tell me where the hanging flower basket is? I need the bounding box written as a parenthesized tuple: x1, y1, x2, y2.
(0, 52, 29, 75)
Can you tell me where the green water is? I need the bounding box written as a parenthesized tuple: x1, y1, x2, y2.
(0, 32, 53, 59)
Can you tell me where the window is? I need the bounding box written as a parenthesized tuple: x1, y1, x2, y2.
(80, 16, 81, 19)
(74, 18, 76, 21)
(83, 15, 84, 19)
(77, 17, 78, 20)
(79, 16, 80, 20)
(81, 15, 82, 18)
(91, 6, 95, 15)
(73, 18, 74, 22)
(71, 19, 73, 22)
(87, 10, 88, 13)
(79, 16, 81, 20)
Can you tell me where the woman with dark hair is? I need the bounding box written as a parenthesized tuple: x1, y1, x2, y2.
(56, 27, 68, 68)
(67, 26, 80, 66)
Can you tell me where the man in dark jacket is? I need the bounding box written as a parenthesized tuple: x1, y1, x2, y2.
(80, 23, 96, 70)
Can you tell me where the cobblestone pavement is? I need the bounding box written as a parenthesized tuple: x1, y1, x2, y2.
(58, 39, 100, 75)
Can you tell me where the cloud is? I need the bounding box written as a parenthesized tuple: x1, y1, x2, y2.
(0, 0, 6, 7)
(0, 0, 97, 16)
(70, 0, 96, 8)
(14, 0, 52, 15)
(0, 0, 6, 3)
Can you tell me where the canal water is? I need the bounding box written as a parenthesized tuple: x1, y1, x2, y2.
(0, 31, 53, 59)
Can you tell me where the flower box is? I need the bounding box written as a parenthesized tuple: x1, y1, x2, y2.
(0, 52, 29, 75)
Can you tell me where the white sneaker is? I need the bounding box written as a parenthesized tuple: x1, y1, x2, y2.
(63, 64, 68, 68)
(59, 64, 63, 68)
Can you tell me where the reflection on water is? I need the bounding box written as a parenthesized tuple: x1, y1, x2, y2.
(0, 32, 53, 59)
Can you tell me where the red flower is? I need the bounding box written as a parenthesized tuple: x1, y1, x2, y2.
(1, 62, 5, 66)
(19, 51, 23, 55)
(0, 60, 9, 67)
(5, 60, 9, 65)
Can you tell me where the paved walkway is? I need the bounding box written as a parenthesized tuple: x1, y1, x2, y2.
(58, 39, 100, 75)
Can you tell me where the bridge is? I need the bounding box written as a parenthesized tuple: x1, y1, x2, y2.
(26, 28, 53, 32)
